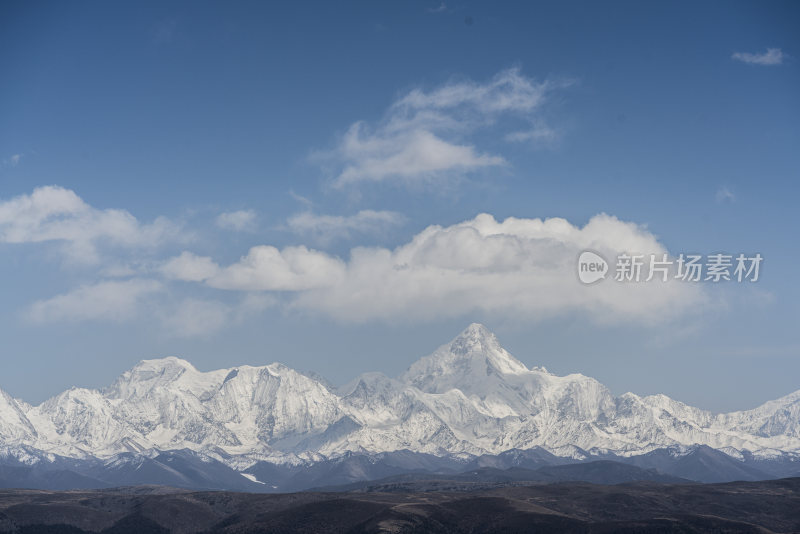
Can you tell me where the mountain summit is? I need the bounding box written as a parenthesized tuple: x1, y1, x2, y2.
(400, 323, 529, 393)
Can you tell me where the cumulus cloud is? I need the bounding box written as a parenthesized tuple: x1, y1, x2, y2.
(161, 251, 220, 282)
(732, 48, 785, 66)
(216, 209, 257, 231)
(326, 68, 569, 187)
(190, 213, 706, 324)
(163, 246, 346, 291)
(287, 209, 406, 242)
(26, 279, 163, 324)
(0, 186, 182, 263)
(206, 246, 346, 291)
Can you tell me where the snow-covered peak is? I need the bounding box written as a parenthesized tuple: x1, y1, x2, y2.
(29, 387, 124, 452)
(400, 323, 528, 393)
(451, 323, 504, 355)
(128, 356, 197, 376)
(104, 356, 226, 400)
(452, 324, 527, 373)
(0, 388, 36, 442)
(717, 388, 800, 438)
(107, 356, 194, 390)
(739, 388, 800, 415)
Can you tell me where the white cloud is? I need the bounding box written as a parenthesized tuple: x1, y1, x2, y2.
(159, 246, 346, 293)
(197, 213, 707, 325)
(287, 209, 406, 242)
(0, 186, 182, 263)
(26, 279, 162, 324)
(326, 68, 569, 187)
(206, 245, 346, 291)
(732, 48, 785, 66)
(216, 209, 257, 232)
(336, 128, 504, 186)
(716, 186, 735, 204)
(392, 68, 553, 114)
(27, 212, 708, 330)
(161, 251, 220, 282)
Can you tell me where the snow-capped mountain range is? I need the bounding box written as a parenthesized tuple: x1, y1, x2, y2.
(2, 324, 799, 473)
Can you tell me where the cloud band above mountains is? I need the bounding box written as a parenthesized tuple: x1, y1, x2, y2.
(165, 213, 707, 324)
(3, 186, 707, 332)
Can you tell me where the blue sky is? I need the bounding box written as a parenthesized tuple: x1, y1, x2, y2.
(1, 0, 798, 411)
